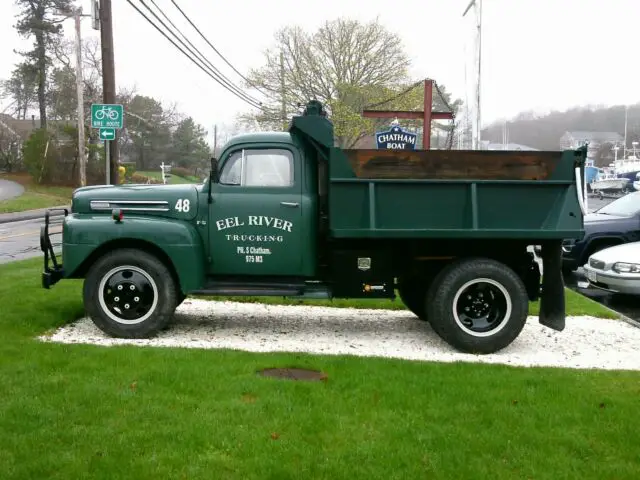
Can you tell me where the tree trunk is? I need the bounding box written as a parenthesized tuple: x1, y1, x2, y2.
(35, 30, 47, 130)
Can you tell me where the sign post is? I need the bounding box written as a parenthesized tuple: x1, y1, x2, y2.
(362, 79, 454, 150)
(91, 103, 123, 184)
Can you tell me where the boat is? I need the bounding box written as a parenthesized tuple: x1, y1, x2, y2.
(612, 150, 640, 187)
(610, 107, 640, 188)
(589, 167, 631, 197)
(633, 172, 640, 192)
(584, 158, 599, 191)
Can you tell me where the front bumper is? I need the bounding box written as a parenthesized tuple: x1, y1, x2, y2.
(583, 264, 640, 295)
(40, 208, 68, 289)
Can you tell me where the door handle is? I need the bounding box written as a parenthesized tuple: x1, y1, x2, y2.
(280, 201, 299, 208)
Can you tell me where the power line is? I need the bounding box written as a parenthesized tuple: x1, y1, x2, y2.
(169, 0, 269, 97)
(137, 0, 261, 108)
(124, 0, 262, 109)
(362, 81, 423, 110)
(145, 0, 263, 107)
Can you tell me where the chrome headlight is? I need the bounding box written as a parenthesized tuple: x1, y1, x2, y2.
(612, 262, 640, 273)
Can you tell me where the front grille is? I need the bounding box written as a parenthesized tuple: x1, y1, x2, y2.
(589, 258, 605, 269)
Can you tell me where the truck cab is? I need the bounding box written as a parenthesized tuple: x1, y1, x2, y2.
(206, 132, 318, 278)
(40, 100, 586, 354)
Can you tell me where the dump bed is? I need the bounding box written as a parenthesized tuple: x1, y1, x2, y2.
(327, 147, 586, 239)
(288, 100, 586, 241)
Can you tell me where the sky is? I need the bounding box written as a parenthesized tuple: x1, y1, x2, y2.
(1, 0, 639, 146)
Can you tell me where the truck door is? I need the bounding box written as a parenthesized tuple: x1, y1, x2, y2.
(208, 146, 304, 276)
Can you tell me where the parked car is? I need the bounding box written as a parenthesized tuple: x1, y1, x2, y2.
(583, 241, 640, 295)
(562, 191, 640, 274)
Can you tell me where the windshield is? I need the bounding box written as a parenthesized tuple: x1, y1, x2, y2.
(596, 192, 640, 216)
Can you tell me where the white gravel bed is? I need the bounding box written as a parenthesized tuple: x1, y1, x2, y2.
(39, 299, 640, 371)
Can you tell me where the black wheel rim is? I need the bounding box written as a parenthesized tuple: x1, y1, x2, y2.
(453, 279, 511, 337)
(99, 266, 158, 324)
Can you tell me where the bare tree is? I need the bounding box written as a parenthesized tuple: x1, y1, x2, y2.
(241, 17, 430, 148)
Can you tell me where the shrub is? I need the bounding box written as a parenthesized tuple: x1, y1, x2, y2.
(170, 166, 192, 179)
(130, 172, 162, 184)
(22, 129, 57, 184)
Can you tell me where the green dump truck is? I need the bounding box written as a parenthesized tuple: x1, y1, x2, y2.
(40, 100, 588, 354)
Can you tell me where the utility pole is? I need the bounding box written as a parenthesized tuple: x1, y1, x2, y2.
(99, 0, 118, 184)
(623, 105, 628, 158)
(74, 8, 86, 186)
(213, 124, 218, 156)
(280, 50, 286, 131)
(463, 0, 482, 150)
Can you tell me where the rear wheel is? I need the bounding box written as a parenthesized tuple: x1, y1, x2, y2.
(426, 257, 528, 354)
(83, 248, 178, 338)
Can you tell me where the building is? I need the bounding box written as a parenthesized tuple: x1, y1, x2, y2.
(0, 114, 41, 141)
(480, 140, 539, 151)
(559, 131, 623, 155)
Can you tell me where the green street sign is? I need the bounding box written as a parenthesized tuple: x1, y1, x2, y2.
(99, 128, 116, 141)
(91, 103, 123, 129)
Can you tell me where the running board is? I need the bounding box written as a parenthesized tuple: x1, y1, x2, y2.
(190, 281, 331, 298)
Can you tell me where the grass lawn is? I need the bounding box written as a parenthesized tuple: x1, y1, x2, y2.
(0, 173, 73, 213)
(0, 258, 638, 479)
(137, 170, 200, 184)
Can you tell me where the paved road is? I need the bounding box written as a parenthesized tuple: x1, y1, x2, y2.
(565, 269, 640, 322)
(0, 178, 24, 201)
(0, 217, 61, 265)
(585, 195, 613, 213)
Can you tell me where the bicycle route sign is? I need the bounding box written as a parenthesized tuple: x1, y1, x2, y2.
(91, 103, 123, 129)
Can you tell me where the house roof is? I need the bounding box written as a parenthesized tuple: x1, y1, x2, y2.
(565, 131, 623, 143)
(0, 114, 74, 139)
(483, 142, 539, 151)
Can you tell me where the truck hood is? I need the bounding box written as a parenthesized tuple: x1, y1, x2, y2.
(71, 183, 201, 220)
(583, 212, 637, 235)
(584, 212, 629, 225)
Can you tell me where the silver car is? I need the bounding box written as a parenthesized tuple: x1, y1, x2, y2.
(583, 241, 640, 295)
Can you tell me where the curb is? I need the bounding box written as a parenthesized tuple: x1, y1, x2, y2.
(621, 316, 640, 329)
(0, 205, 70, 225)
(589, 295, 640, 329)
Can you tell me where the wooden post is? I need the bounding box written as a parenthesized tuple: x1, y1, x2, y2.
(74, 9, 86, 186)
(362, 79, 453, 150)
(99, 0, 118, 184)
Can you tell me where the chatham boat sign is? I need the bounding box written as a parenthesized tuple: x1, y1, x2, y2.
(375, 120, 417, 150)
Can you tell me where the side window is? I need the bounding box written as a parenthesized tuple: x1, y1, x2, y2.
(218, 148, 293, 187)
(219, 153, 242, 185)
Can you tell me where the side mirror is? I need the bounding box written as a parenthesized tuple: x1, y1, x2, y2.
(210, 157, 219, 183)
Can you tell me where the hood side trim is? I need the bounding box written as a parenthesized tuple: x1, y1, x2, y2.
(90, 200, 170, 212)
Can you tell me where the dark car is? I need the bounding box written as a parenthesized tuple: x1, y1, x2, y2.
(562, 191, 640, 274)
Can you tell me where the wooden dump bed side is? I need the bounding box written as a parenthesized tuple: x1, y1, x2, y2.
(342, 149, 563, 181)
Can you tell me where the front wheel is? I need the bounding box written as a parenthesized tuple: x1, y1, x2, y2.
(83, 248, 178, 338)
(426, 257, 529, 354)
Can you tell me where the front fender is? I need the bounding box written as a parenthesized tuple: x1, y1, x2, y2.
(62, 214, 205, 292)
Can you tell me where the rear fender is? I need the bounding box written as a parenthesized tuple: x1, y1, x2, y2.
(62, 215, 205, 292)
